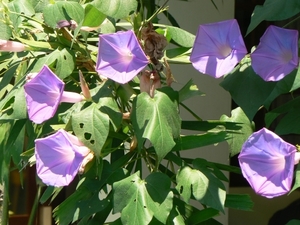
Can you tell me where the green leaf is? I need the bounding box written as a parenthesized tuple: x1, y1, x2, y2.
(286, 220, 300, 225)
(220, 107, 255, 156)
(0, 87, 27, 121)
(54, 180, 111, 225)
(54, 160, 128, 225)
(31, 50, 60, 72)
(263, 69, 300, 109)
(220, 58, 276, 121)
(172, 132, 230, 152)
(0, 122, 12, 182)
(165, 47, 192, 64)
(247, 0, 300, 35)
(5, 119, 26, 169)
(82, 4, 106, 27)
(224, 194, 253, 211)
(72, 104, 109, 157)
(31, 49, 75, 79)
(166, 206, 185, 225)
(181, 120, 241, 132)
(176, 164, 226, 213)
(92, 0, 137, 19)
(265, 96, 300, 135)
(8, 0, 35, 29)
(187, 208, 219, 225)
(29, 0, 50, 13)
(291, 164, 300, 193)
(91, 81, 122, 131)
(40, 186, 63, 204)
(166, 26, 195, 48)
(43, 1, 84, 28)
(178, 79, 204, 103)
(113, 172, 173, 225)
(55, 48, 76, 79)
(131, 88, 181, 161)
(0, 21, 12, 40)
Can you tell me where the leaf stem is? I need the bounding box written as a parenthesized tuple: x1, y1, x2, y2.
(179, 102, 202, 121)
(283, 14, 300, 28)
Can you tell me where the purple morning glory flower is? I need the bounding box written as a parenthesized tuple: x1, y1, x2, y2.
(24, 65, 84, 124)
(251, 25, 299, 81)
(35, 129, 91, 187)
(96, 30, 149, 84)
(238, 128, 298, 198)
(190, 19, 247, 78)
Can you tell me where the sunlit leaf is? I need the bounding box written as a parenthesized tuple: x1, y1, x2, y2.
(92, 0, 137, 19)
(72, 104, 109, 157)
(31, 49, 75, 79)
(176, 163, 226, 213)
(82, 4, 106, 27)
(113, 172, 173, 225)
(0, 87, 27, 121)
(8, 0, 35, 29)
(131, 88, 181, 161)
(247, 0, 300, 35)
(166, 26, 195, 47)
(178, 79, 204, 103)
(43, 1, 84, 28)
(220, 107, 255, 156)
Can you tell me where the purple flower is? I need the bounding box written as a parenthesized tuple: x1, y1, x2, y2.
(24, 65, 84, 124)
(251, 25, 299, 81)
(238, 128, 298, 198)
(96, 30, 149, 84)
(35, 129, 91, 187)
(190, 19, 247, 78)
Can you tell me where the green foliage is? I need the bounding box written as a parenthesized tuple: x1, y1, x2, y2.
(92, 0, 138, 19)
(43, 1, 84, 28)
(220, 107, 255, 156)
(72, 104, 110, 157)
(176, 159, 226, 213)
(113, 172, 173, 225)
(131, 88, 181, 162)
(247, 0, 300, 35)
(2, 0, 300, 224)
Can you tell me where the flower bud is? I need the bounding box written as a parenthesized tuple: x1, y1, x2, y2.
(0, 40, 26, 52)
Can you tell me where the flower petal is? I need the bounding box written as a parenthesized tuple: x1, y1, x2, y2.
(35, 129, 90, 187)
(24, 65, 64, 124)
(251, 25, 299, 81)
(238, 128, 296, 198)
(96, 30, 149, 84)
(190, 19, 247, 78)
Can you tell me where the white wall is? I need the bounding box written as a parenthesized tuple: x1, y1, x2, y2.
(159, 1, 235, 224)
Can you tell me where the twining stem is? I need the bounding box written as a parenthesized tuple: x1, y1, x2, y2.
(28, 185, 41, 225)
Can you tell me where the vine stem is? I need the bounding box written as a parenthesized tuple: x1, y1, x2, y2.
(28, 185, 41, 225)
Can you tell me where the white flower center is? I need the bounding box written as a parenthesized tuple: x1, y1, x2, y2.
(122, 50, 133, 62)
(219, 45, 232, 58)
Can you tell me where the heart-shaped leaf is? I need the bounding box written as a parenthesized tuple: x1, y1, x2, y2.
(131, 88, 181, 161)
(72, 104, 109, 157)
(113, 172, 173, 225)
